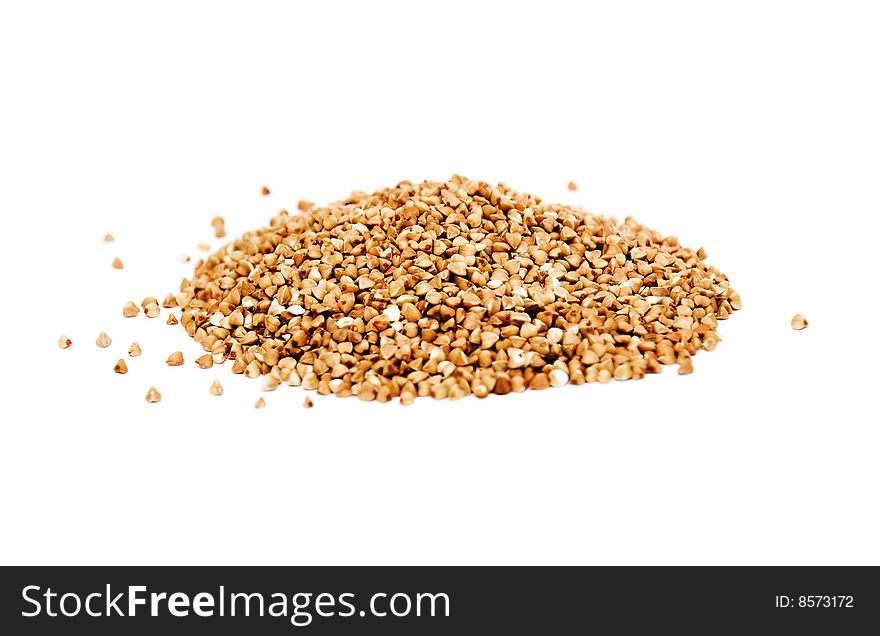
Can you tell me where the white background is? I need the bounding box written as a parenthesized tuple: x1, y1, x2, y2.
(1, 1, 878, 565)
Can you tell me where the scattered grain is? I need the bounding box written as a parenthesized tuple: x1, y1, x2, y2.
(195, 354, 213, 369)
(261, 185, 271, 196)
(145, 386, 161, 403)
(111, 257, 124, 270)
(58, 335, 72, 349)
(212, 216, 226, 239)
(529, 373, 550, 390)
(103, 233, 114, 242)
(209, 380, 223, 396)
(254, 397, 266, 409)
(166, 314, 178, 325)
(96, 331, 111, 348)
(122, 301, 139, 317)
(303, 396, 313, 409)
(678, 357, 694, 375)
(128, 342, 142, 357)
(791, 314, 808, 330)
(166, 351, 184, 366)
(114, 359, 128, 374)
(549, 368, 569, 387)
(567, 181, 577, 191)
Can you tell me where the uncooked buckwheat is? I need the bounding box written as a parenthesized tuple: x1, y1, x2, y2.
(174, 176, 740, 402)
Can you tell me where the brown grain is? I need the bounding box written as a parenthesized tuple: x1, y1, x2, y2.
(212, 216, 226, 239)
(173, 176, 740, 402)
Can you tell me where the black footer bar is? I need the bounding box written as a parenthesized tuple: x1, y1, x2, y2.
(1, 566, 877, 633)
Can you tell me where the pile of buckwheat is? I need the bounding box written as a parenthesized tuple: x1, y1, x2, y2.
(172, 176, 740, 403)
